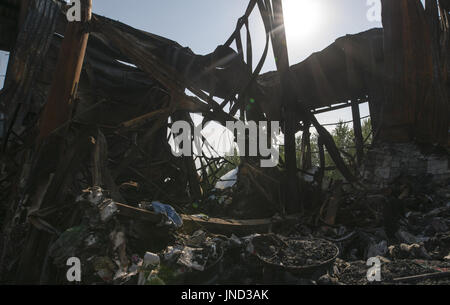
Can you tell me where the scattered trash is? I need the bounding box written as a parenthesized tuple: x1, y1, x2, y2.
(163, 246, 183, 262)
(150, 201, 183, 228)
(93, 256, 116, 282)
(215, 168, 238, 190)
(177, 247, 207, 272)
(143, 252, 161, 267)
(252, 235, 338, 268)
(41, 171, 450, 285)
(100, 201, 118, 222)
(388, 243, 432, 260)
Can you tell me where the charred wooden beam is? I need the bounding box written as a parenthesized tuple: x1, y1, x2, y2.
(115, 201, 300, 236)
(317, 136, 325, 186)
(38, 0, 92, 141)
(15, 127, 96, 284)
(171, 110, 203, 200)
(301, 123, 312, 171)
(351, 100, 364, 166)
(269, 0, 300, 214)
(11, 0, 93, 284)
(257, 28, 384, 117)
(380, 0, 448, 146)
(312, 100, 363, 115)
(0, 0, 59, 149)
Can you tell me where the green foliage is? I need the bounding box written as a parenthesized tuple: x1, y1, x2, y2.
(205, 149, 240, 186)
(202, 118, 372, 184)
(305, 118, 372, 180)
(156, 264, 176, 284)
(362, 118, 373, 144)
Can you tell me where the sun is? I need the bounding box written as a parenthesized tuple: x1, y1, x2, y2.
(282, 0, 322, 42)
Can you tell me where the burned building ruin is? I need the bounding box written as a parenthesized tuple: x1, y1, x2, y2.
(0, 0, 449, 285)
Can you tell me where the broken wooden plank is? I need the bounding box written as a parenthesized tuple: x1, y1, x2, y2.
(268, 0, 300, 214)
(392, 271, 450, 283)
(181, 214, 299, 236)
(351, 100, 364, 166)
(115, 202, 162, 223)
(301, 123, 312, 171)
(38, 0, 92, 141)
(119, 107, 171, 130)
(114, 201, 300, 236)
(1, 0, 59, 149)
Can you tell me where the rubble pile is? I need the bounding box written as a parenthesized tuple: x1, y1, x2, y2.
(0, 0, 448, 285)
(38, 172, 449, 285)
(312, 175, 450, 284)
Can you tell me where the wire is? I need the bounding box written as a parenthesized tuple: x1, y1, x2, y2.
(320, 115, 371, 127)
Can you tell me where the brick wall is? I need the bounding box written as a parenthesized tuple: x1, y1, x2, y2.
(361, 143, 450, 187)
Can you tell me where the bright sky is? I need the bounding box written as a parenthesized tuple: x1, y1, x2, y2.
(0, 0, 384, 154)
(1, 0, 382, 106)
(92, 0, 382, 70)
(0, 51, 8, 88)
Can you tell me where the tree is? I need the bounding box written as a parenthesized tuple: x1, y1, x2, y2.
(306, 118, 372, 180)
(204, 149, 240, 187)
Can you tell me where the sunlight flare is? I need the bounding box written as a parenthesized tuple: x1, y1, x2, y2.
(282, 0, 322, 43)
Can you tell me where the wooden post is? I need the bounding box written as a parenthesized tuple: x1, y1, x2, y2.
(38, 0, 92, 142)
(172, 111, 203, 200)
(14, 0, 93, 284)
(270, 0, 300, 214)
(18, 0, 31, 30)
(379, 0, 448, 145)
(317, 136, 325, 187)
(367, 36, 385, 143)
(351, 100, 364, 166)
(301, 123, 312, 171)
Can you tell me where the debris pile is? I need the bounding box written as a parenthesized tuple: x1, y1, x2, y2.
(252, 235, 338, 267)
(37, 171, 450, 285)
(312, 175, 450, 284)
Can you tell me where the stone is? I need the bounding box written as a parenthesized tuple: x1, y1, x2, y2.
(431, 218, 449, 233)
(396, 230, 419, 244)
